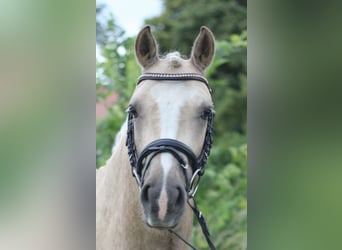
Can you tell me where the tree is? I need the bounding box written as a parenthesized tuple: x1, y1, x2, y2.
(146, 0, 246, 55)
(96, 5, 140, 167)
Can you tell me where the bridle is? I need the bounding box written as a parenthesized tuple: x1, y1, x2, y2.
(125, 72, 216, 250)
(126, 73, 214, 196)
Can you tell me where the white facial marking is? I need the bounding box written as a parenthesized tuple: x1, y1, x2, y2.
(151, 83, 202, 220)
(151, 84, 187, 182)
(151, 84, 188, 221)
(158, 187, 168, 221)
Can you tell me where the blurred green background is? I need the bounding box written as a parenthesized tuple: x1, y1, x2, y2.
(96, 0, 247, 249)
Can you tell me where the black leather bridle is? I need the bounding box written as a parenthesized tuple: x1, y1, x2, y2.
(126, 73, 214, 196)
(125, 72, 216, 250)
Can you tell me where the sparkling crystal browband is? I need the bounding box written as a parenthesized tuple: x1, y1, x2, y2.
(137, 72, 211, 92)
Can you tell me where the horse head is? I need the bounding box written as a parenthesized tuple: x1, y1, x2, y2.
(127, 26, 215, 229)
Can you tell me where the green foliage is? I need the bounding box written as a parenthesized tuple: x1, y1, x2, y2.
(96, 1, 246, 249)
(208, 32, 247, 135)
(193, 142, 247, 249)
(96, 12, 140, 167)
(189, 33, 246, 249)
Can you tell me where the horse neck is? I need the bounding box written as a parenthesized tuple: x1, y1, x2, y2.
(97, 123, 193, 250)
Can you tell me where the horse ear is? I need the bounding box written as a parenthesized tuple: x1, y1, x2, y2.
(135, 25, 159, 68)
(191, 26, 215, 72)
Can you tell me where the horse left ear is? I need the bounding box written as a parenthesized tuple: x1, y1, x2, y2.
(191, 26, 215, 72)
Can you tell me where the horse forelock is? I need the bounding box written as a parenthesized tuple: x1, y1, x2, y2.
(164, 52, 183, 69)
(144, 50, 202, 75)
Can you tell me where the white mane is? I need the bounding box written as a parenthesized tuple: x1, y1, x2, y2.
(111, 120, 127, 153)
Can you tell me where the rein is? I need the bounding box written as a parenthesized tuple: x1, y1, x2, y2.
(126, 72, 216, 250)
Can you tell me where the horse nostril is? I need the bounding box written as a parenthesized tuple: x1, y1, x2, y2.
(141, 185, 150, 203)
(175, 187, 185, 207)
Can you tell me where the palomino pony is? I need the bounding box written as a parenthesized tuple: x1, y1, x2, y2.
(96, 26, 216, 250)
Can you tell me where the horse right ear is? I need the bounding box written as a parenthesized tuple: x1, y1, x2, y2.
(135, 26, 159, 68)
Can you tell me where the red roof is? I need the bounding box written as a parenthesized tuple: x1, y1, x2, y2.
(96, 92, 118, 119)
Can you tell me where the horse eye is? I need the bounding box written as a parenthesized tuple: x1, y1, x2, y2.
(128, 106, 138, 118)
(200, 108, 213, 120)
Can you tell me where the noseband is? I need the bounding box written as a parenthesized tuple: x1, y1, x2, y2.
(126, 72, 214, 197)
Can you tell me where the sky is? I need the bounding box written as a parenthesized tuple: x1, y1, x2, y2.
(98, 0, 163, 37)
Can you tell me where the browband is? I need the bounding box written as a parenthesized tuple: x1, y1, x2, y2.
(137, 73, 212, 92)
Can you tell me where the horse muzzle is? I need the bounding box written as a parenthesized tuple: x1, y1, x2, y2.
(140, 173, 187, 228)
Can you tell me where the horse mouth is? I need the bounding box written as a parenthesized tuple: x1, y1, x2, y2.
(146, 220, 178, 230)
